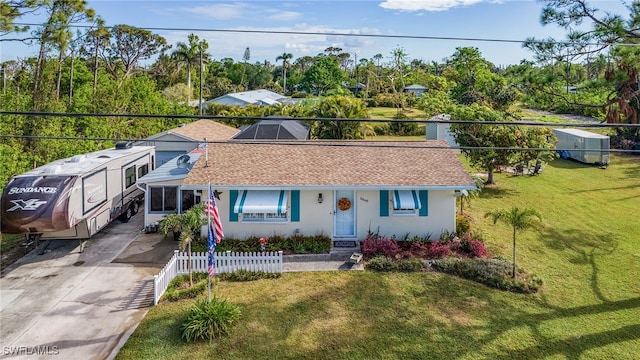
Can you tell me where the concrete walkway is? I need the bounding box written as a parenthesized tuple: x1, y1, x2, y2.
(283, 251, 365, 272)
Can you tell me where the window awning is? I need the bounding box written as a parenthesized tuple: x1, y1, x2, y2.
(393, 190, 421, 210)
(234, 190, 288, 214)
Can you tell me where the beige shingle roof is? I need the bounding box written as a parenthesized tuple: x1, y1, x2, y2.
(184, 140, 475, 188)
(170, 119, 239, 141)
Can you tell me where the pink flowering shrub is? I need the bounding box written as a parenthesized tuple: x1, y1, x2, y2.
(427, 241, 451, 259)
(361, 234, 399, 258)
(469, 240, 489, 258)
(361, 230, 491, 260)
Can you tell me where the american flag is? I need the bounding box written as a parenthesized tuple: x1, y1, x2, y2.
(206, 184, 224, 276)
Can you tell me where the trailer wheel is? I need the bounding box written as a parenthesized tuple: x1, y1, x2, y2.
(132, 201, 140, 215)
(120, 206, 133, 223)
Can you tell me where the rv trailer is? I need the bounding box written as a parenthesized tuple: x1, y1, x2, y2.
(553, 128, 610, 166)
(1, 143, 155, 240)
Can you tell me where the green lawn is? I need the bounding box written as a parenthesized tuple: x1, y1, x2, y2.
(118, 154, 640, 360)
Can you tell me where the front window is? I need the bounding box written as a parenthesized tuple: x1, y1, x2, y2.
(181, 190, 201, 213)
(234, 190, 289, 223)
(392, 190, 421, 216)
(150, 186, 178, 213)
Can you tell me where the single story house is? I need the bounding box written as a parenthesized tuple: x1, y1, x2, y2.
(206, 89, 298, 107)
(139, 140, 476, 248)
(136, 119, 239, 167)
(403, 84, 427, 96)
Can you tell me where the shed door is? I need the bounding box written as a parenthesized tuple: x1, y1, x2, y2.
(334, 190, 356, 237)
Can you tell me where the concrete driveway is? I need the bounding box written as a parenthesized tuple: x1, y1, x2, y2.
(0, 213, 177, 360)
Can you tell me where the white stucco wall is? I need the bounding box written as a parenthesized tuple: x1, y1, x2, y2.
(213, 189, 456, 241)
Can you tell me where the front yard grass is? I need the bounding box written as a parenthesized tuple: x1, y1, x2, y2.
(117, 154, 640, 359)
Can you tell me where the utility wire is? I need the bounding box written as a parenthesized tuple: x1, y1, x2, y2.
(9, 22, 632, 47)
(0, 134, 635, 154)
(2, 110, 639, 128)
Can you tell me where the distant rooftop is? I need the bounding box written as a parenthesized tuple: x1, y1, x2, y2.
(231, 118, 310, 140)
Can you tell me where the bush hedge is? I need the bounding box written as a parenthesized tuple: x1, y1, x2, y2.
(366, 256, 424, 272)
(193, 233, 332, 254)
(162, 273, 210, 302)
(217, 269, 281, 282)
(431, 257, 543, 293)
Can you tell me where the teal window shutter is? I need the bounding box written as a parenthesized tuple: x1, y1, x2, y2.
(229, 190, 239, 222)
(379, 190, 389, 217)
(419, 190, 428, 216)
(291, 190, 300, 222)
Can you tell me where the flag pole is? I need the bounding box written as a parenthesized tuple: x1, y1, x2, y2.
(207, 180, 212, 302)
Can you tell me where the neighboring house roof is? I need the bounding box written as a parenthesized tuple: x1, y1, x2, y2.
(207, 89, 296, 107)
(144, 119, 240, 142)
(404, 84, 427, 90)
(138, 149, 203, 184)
(183, 141, 475, 189)
(231, 119, 310, 140)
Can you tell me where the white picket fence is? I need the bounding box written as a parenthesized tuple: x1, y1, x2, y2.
(153, 250, 283, 305)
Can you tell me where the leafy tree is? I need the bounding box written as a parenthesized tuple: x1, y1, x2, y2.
(445, 47, 519, 110)
(275, 52, 292, 93)
(32, 0, 95, 108)
(172, 33, 208, 103)
(0, 0, 44, 38)
(82, 17, 110, 95)
(302, 55, 344, 95)
(485, 207, 542, 278)
(448, 104, 516, 184)
(526, 0, 640, 130)
(310, 95, 368, 139)
(159, 203, 207, 287)
(240, 46, 250, 87)
(104, 24, 169, 84)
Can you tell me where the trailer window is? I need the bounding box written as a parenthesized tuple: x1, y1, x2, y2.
(150, 186, 177, 213)
(125, 166, 136, 188)
(137, 164, 149, 178)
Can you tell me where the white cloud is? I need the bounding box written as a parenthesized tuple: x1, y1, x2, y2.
(379, 0, 495, 12)
(161, 23, 379, 62)
(179, 3, 250, 20)
(267, 10, 303, 21)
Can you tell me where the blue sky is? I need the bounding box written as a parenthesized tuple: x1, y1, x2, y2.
(0, 0, 629, 66)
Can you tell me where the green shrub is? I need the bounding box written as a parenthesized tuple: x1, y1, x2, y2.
(181, 297, 241, 342)
(366, 256, 424, 272)
(366, 256, 397, 272)
(218, 269, 281, 282)
(456, 212, 473, 234)
(163, 273, 209, 302)
(398, 258, 424, 272)
(432, 257, 543, 293)
(201, 233, 331, 254)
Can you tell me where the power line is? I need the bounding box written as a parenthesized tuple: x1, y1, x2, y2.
(0, 134, 636, 154)
(9, 22, 627, 47)
(2, 110, 639, 128)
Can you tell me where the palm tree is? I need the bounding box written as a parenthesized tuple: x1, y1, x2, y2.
(276, 52, 292, 94)
(172, 33, 208, 103)
(159, 203, 207, 287)
(485, 207, 542, 278)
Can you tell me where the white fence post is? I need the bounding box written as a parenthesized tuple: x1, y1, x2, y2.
(153, 250, 284, 305)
